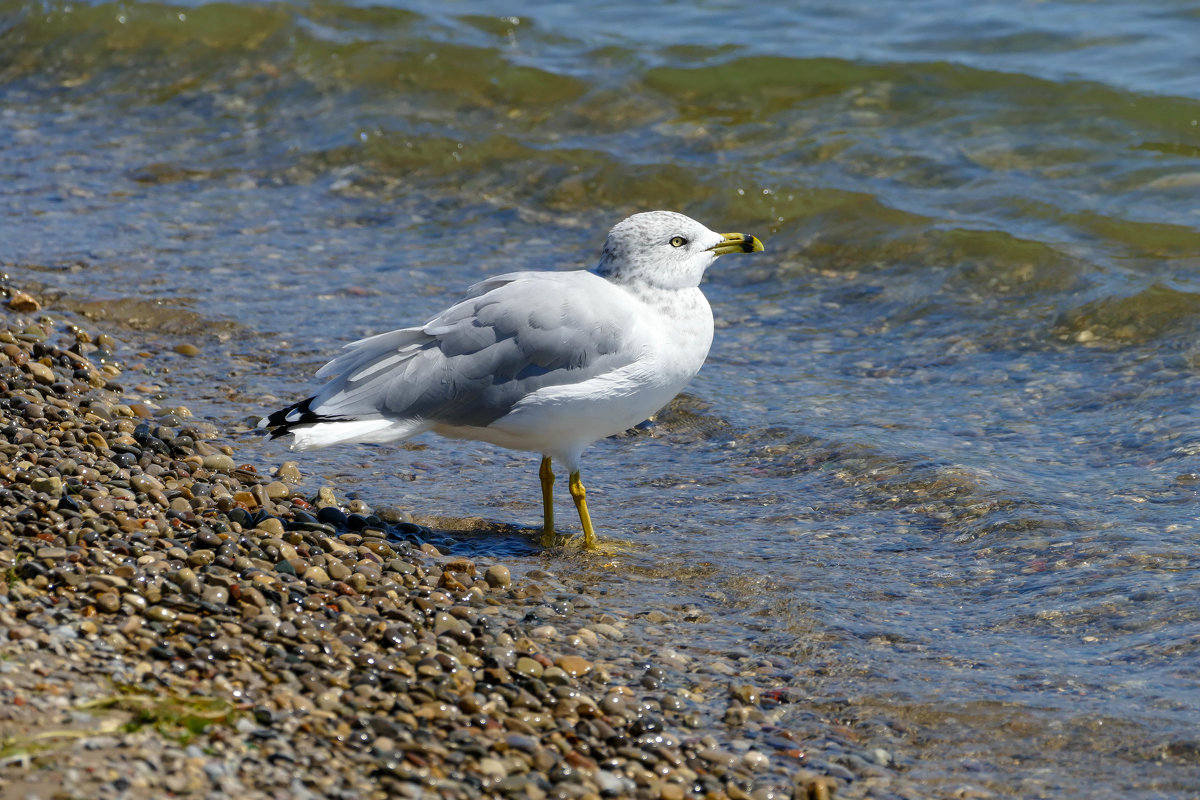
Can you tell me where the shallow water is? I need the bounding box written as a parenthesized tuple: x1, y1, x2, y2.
(4, 0, 1200, 795)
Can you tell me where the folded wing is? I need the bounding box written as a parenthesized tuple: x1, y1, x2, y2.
(262, 271, 641, 437)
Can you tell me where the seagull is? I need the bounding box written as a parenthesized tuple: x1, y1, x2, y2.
(260, 210, 764, 549)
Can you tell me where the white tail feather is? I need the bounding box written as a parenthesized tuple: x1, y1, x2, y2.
(288, 418, 428, 450)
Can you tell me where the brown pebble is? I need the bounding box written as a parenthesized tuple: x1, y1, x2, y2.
(330, 581, 357, 596)
(484, 564, 512, 588)
(130, 474, 164, 493)
(265, 481, 290, 500)
(515, 656, 544, 678)
(127, 403, 155, 419)
(445, 558, 476, 576)
(26, 362, 55, 385)
(555, 655, 593, 677)
(95, 593, 121, 613)
(303, 566, 331, 584)
(2, 344, 26, 365)
(145, 606, 177, 623)
(8, 292, 40, 312)
(274, 461, 302, 483)
(187, 550, 215, 568)
(173, 343, 200, 357)
(233, 490, 259, 509)
(7, 625, 37, 640)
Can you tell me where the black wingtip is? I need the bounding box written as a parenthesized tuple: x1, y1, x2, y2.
(261, 397, 342, 439)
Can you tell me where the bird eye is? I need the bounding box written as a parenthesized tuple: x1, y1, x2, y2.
(669, 236, 687, 247)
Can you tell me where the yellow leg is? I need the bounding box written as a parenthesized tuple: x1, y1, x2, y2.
(568, 470, 597, 550)
(539, 456, 555, 546)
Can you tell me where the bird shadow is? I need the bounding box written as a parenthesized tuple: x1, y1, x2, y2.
(414, 514, 644, 562)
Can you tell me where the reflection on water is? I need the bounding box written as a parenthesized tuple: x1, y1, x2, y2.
(3, 0, 1200, 795)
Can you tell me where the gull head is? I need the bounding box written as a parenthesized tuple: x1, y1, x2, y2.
(595, 210, 764, 289)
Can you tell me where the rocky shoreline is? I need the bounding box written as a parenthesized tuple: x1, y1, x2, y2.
(0, 288, 909, 799)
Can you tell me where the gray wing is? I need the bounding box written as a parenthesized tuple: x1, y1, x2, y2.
(305, 271, 638, 427)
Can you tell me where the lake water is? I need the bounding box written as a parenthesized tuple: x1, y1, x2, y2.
(3, 0, 1200, 796)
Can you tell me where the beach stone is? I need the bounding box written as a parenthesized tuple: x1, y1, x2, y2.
(27, 362, 54, 384)
(303, 566, 331, 584)
(30, 476, 64, 497)
(514, 656, 544, 678)
(130, 474, 164, 494)
(592, 622, 623, 640)
(8, 291, 39, 312)
(145, 606, 177, 623)
(600, 693, 630, 716)
(202, 585, 229, 605)
(477, 757, 507, 780)
(265, 481, 290, 500)
(484, 564, 511, 588)
(94, 592, 121, 613)
(698, 748, 738, 768)
(505, 733, 538, 753)
(660, 783, 686, 800)
(731, 684, 760, 705)
(256, 518, 285, 537)
(555, 655, 593, 677)
(594, 770, 625, 796)
(187, 549, 215, 568)
(274, 461, 302, 483)
(315, 689, 342, 711)
(202, 454, 236, 471)
(7, 624, 37, 640)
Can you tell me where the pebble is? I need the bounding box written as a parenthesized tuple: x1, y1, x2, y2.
(555, 655, 593, 677)
(27, 362, 55, 384)
(484, 564, 511, 587)
(144, 606, 177, 623)
(202, 453, 237, 471)
(130, 474, 164, 493)
(275, 461, 302, 483)
(30, 476, 64, 497)
(8, 291, 40, 312)
(592, 622, 623, 640)
(514, 656, 544, 678)
(94, 593, 121, 613)
(303, 566, 330, 583)
(202, 586, 229, 605)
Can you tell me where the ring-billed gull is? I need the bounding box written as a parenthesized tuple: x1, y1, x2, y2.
(260, 210, 764, 549)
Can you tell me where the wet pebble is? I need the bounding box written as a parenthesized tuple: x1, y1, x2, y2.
(484, 564, 511, 587)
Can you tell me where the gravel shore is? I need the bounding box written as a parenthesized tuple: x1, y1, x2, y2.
(0, 287, 911, 799)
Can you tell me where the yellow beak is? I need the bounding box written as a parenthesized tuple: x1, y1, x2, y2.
(708, 232, 765, 256)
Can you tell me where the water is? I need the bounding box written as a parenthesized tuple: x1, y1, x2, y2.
(3, 0, 1200, 795)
